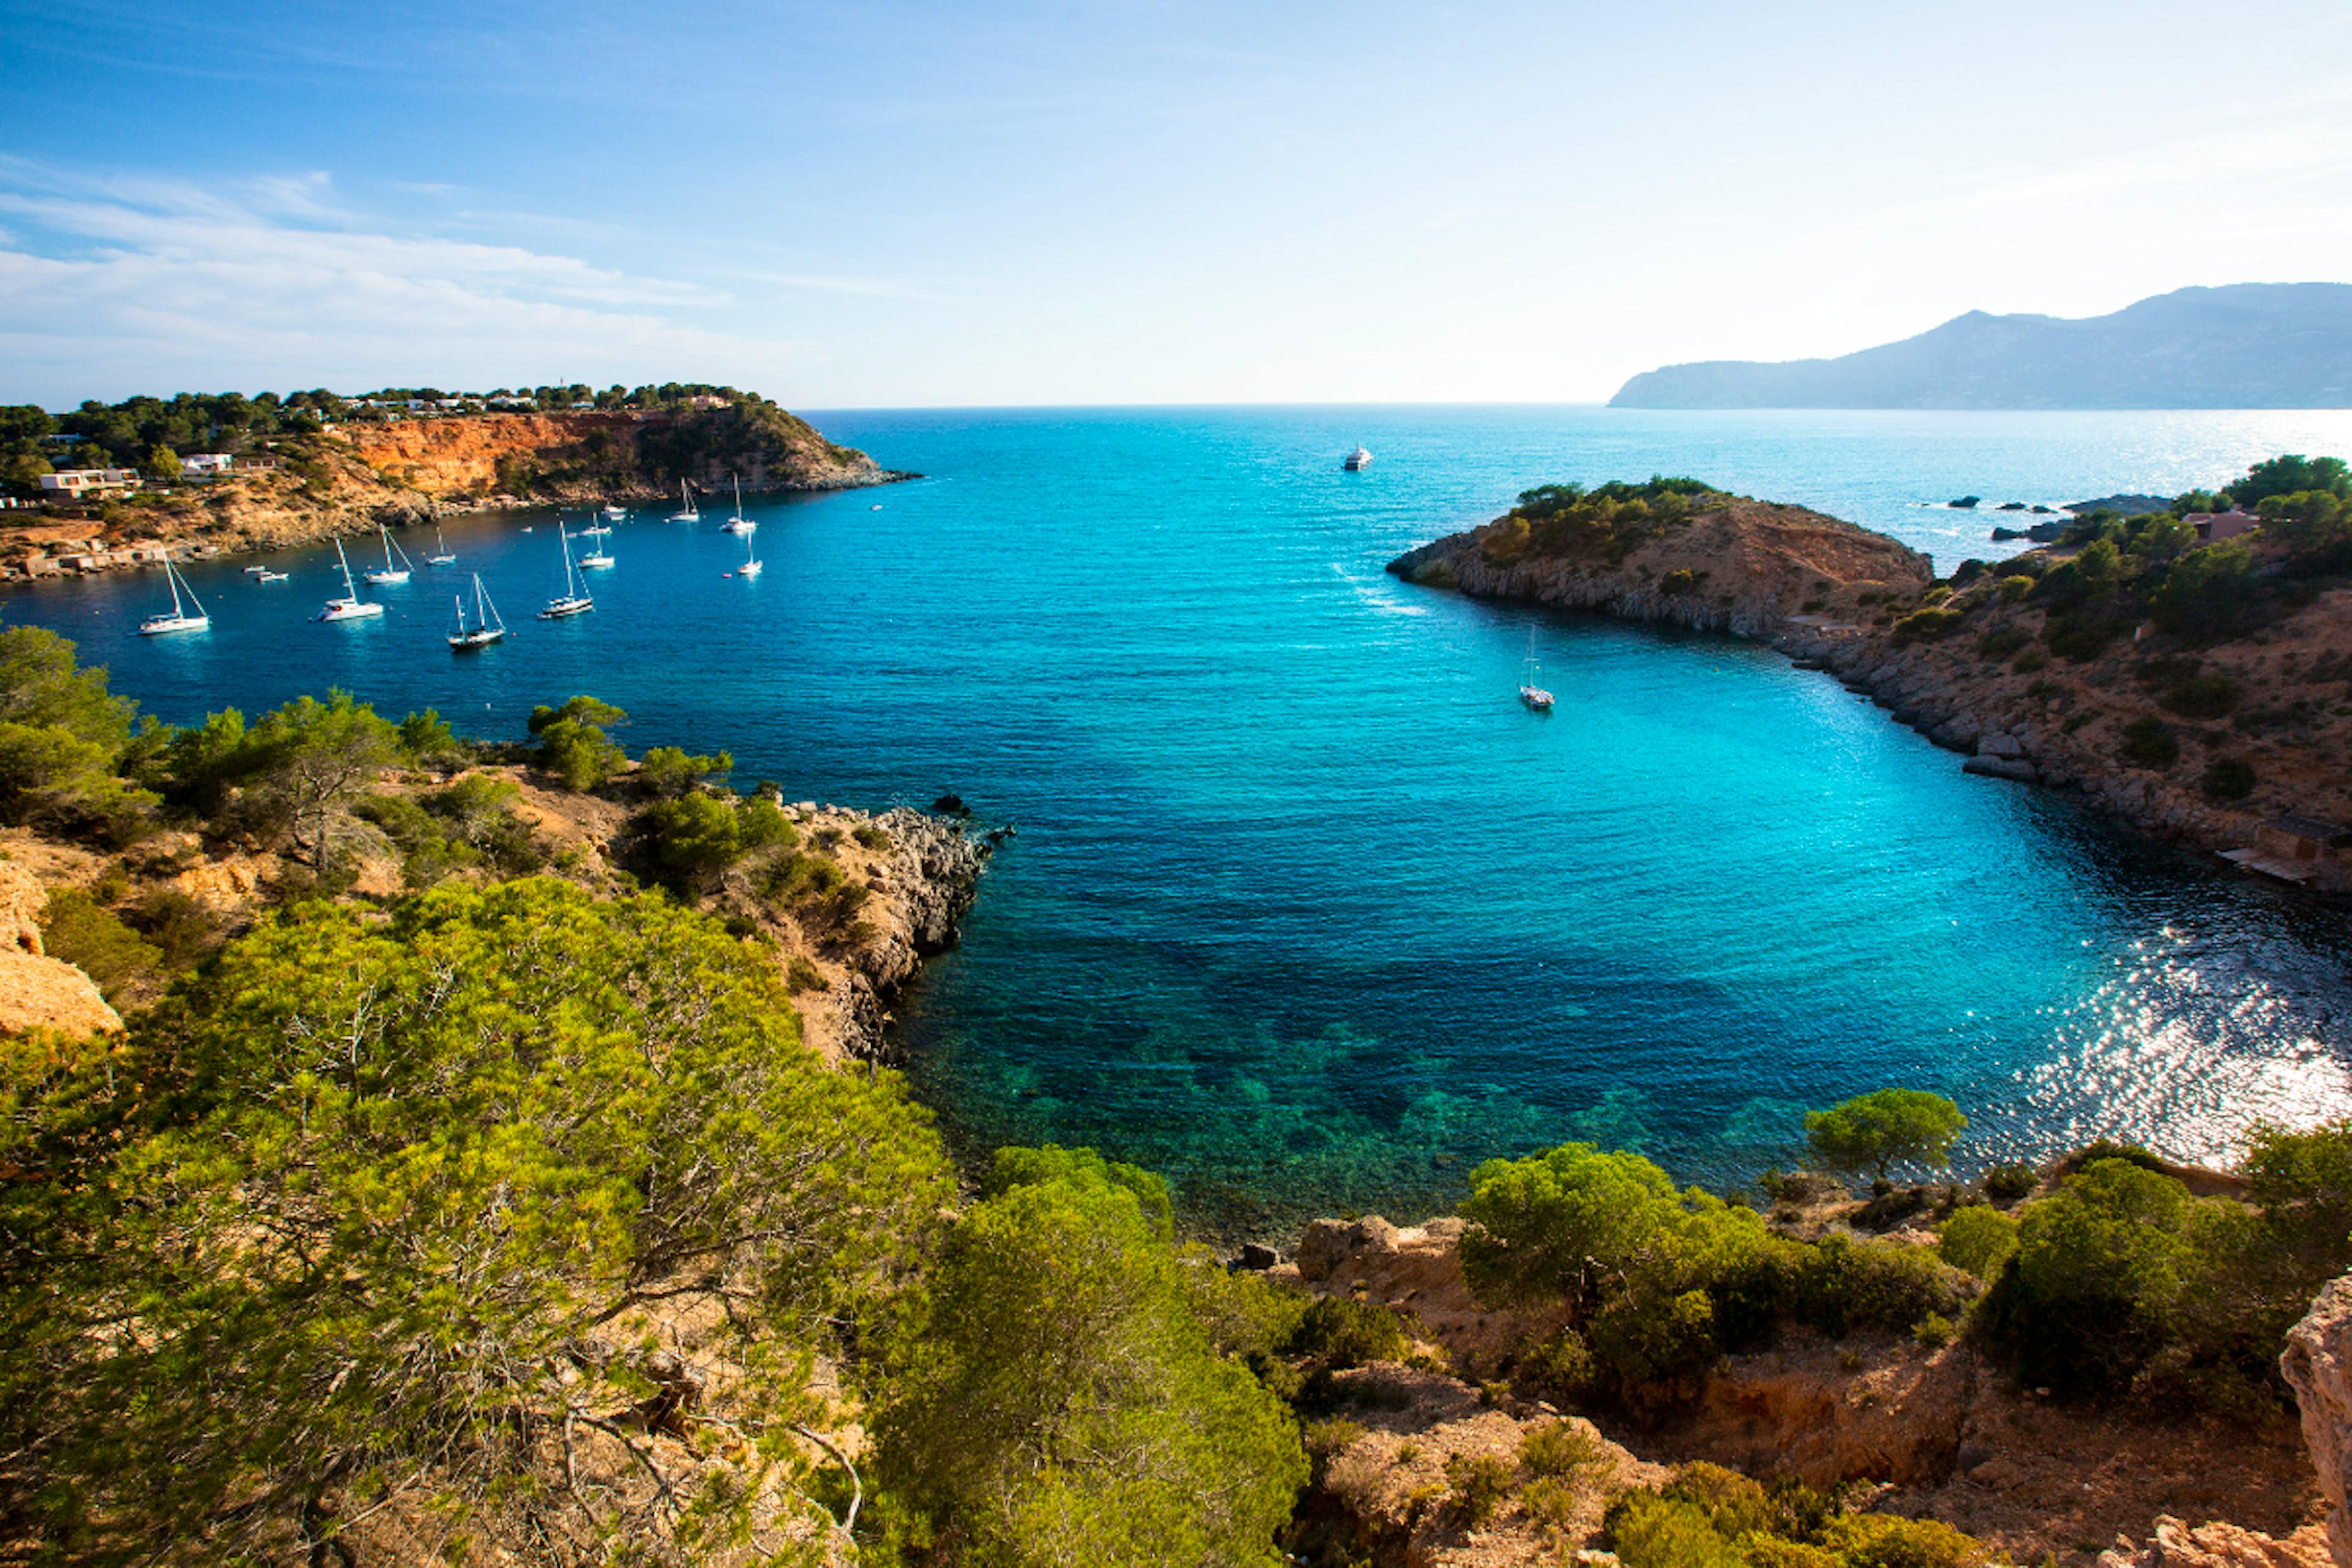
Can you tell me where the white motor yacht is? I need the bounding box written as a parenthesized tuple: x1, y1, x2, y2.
(1343, 446, 1373, 471)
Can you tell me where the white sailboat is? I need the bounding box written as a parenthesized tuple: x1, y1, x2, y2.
(736, 529, 763, 578)
(668, 478, 700, 522)
(540, 528, 594, 619)
(315, 540, 385, 622)
(1518, 630, 1555, 711)
(601, 502, 628, 522)
(448, 573, 507, 649)
(363, 526, 414, 585)
(138, 559, 209, 635)
(424, 526, 456, 567)
(578, 522, 616, 570)
(722, 474, 756, 534)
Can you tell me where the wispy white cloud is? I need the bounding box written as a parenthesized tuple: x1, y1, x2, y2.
(0, 162, 812, 402)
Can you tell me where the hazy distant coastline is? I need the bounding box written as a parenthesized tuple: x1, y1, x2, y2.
(1611, 283, 2352, 410)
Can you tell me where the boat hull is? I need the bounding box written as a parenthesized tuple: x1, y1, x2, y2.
(139, 616, 209, 636)
(449, 630, 505, 650)
(315, 601, 384, 622)
(539, 598, 594, 620)
(363, 571, 411, 586)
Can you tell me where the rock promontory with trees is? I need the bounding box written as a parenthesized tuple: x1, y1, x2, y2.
(0, 383, 908, 578)
(1390, 459, 2352, 882)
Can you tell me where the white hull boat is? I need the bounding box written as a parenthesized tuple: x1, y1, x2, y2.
(362, 526, 414, 585)
(723, 473, 756, 533)
(425, 526, 456, 567)
(540, 528, 595, 620)
(578, 522, 614, 570)
(669, 478, 700, 522)
(316, 540, 385, 622)
(1344, 446, 1373, 470)
(449, 573, 507, 649)
(139, 559, 209, 635)
(1518, 631, 1555, 710)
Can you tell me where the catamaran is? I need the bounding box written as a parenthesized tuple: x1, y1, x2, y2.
(722, 474, 756, 534)
(138, 559, 209, 636)
(736, 529, 763, 578)
(540, 529, 594, 619)
(424, 526, 456, 567)
(578, 522, 616, 570)
(1519, 630, 1555, 711)
(448, 573, 507, 649)
(315, 540, 384, 622)
(668, 479, 700, 522)
(363, 526, 414, 585)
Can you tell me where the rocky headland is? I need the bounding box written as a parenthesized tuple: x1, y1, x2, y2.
(1390, 483, 2352, 888)
(0, 399, 908, 581)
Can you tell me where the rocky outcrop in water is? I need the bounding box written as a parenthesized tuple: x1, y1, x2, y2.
(1388, 498, 1932, 639)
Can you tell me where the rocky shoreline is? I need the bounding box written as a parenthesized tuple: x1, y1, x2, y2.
(0, 407, 914, 583)
(1390, 497, 2351, 891)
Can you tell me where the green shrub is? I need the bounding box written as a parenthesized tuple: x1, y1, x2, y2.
(636, 744, 731, 797)
(2161, 673, 2239, 718)
(1520, 1418, 1606, 1478)
(853, 824, 891, 850)
(1283, 1293, 1409, 1369)
(1938, 1205, 2020, 1278)
(527, 695, 628, 791)
(2200, 757, 2256, 801)
(1981, 1163, 2038, 1203)
(1891, 606, 1964, 645)
(783, 954, 827, 993)
(1520, 1327, 1597, 1400)
(1523, 1474, 1583, 1530)
(2011, 647, 2049, 674)
(2119, 717, 2179, 768)
(118, 889, 218, 973)
(37, 888, 160, 1005)
(1975, 627, 2031, 660)
(1445, 1451, 1515, 1527)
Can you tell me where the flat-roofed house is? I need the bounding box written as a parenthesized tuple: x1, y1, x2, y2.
(2186, 510, 2260, 543)
(180, 453, 235, 480)
(38, 469, 141, 498)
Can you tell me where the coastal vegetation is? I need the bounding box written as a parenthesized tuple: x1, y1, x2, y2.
(1479, 477, 1730, 565)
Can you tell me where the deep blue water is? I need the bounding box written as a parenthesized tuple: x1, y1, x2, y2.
(12, 405, 2352, 1229)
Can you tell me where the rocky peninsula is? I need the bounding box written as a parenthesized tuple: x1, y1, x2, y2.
(0, 394, 908, 581)
(1390, 478, 2352, 889)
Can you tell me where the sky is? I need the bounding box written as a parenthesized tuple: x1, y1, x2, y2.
(3, 0, 2350, 409)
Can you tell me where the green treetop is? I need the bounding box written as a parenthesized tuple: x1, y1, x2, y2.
(1804, 1088, 1967, 1186)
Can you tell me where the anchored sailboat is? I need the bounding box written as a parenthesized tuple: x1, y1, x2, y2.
(736, 529, 763, 578)
(448, 573, 507, 649)
(315, 540, 385, 622)
(1518, 630, 1555, 711)
(363, 526, 414, 585)
(578, 522, 615, 570)
(424, 526, 456, 567)
(138, 559, 209, 635)
(669, 478, 700, 522)
(722, 474, 756, 534)
(540, 528, 594, 619)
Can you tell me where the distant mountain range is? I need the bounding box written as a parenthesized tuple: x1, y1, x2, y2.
(1608, 284, 2352, 409)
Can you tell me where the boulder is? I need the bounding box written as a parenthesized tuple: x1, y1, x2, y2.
(2097, 1517, 2331, 1568)
(1980, 731, 2026, 760)
(2283, 1276, 2352, 1568)
(1964, 756, 2040, 784)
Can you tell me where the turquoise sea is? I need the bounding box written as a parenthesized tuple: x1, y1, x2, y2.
(12, 406, 2352, 1230)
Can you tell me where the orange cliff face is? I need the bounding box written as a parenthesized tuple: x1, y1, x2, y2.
(336, 412, 644, 499)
